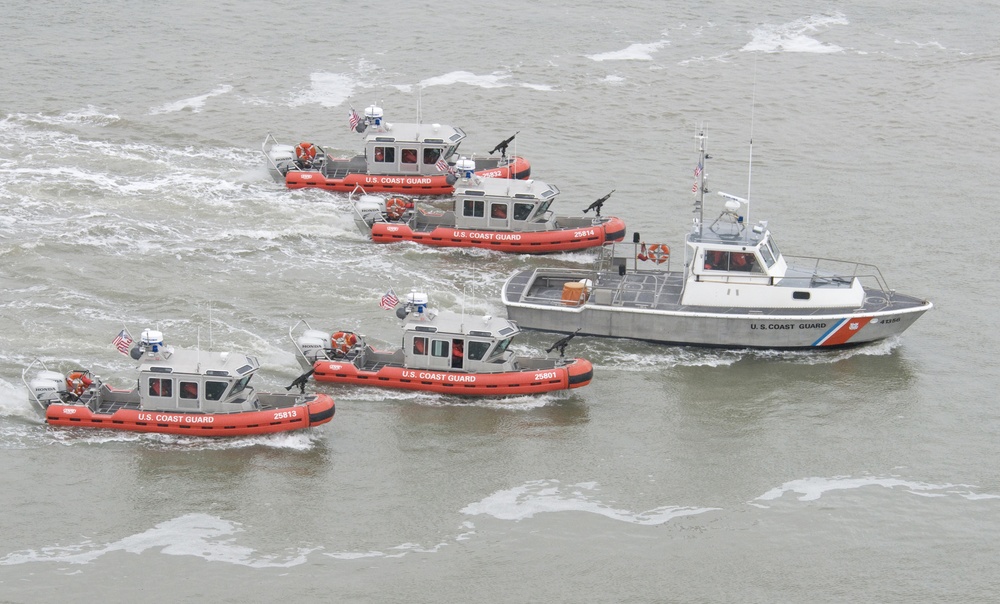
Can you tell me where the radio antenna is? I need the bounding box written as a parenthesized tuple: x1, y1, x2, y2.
(746, 54, 758, 233)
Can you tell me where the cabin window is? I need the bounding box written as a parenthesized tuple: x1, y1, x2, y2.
(536, 200, 553, 215)
(468, 341, 491, 361)
(431, 339, 449, 358)
(412, 336, 428, 355)
(759, 244, 776, 268)
(730, 252, 757, 272)
(451, 339, 464, 369)
(704, 251, 760, 272)
(513, 203, 533, 221)
(205, 381, 228, 401)
(230, 375, 252, 398)
(463, 199, 485, 218)
(768, 237, 781, 259)
(374, 146, 394, 163)
(489, 338, 512, 360)
(179, 381, 199, 400)
(401, 148, 418, 164)
(148, 377, 172, 398)
(793, 291, 811, 300)
(490, 203, 508, 219)
(423, 148, 442, 164)
(704, 250, 727, 271)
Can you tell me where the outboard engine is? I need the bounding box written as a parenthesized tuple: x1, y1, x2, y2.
(355, 195, 387, 227)
(267, 144, 298, 178)
(297, 329, 333, 362)
(29, 370, 67, 406)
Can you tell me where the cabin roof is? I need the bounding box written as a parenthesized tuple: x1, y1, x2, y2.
(364, 122, 465, 145)
(455, 177, 559, 201)
(402, 309, 519, 339)
(138, 348, 259, 378)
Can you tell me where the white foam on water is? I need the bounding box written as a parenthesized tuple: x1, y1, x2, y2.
(751, 337, 900, 364)
(289, 72, 358, 108)
(755, 475, 1000, 505)
(0, 513, 318, 568)
(462, 479, 718, 524)
(586, 40, 669, 62)
(743, 13, 849, 54)
(3, 106, 121, 128)
(0, 378, 40, 422)
(419, 71, 510, 89)
(149, 85, 233, 115)
(520, 83, 555, 91)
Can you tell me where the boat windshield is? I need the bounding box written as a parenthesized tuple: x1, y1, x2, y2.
(759, 243, 775, 268)
(767, 236, 781, 260)
(229, 375, 253, 398)
(489, 338, 512, 360)
(468, 341, 491, 361)
(536, 200, 552, 216)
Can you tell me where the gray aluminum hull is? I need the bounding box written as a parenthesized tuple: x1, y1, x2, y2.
(502, 268, 931, 349)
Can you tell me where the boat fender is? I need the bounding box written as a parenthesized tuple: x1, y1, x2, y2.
(646, 244, 669, 264)
(66, 371, 93, 396)
(385, 196, 407, 220)
(330, 331, 358, 354)
(295, 142, 317, 167)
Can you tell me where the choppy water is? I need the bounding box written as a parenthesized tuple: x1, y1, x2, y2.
(2, 1, 998, 602)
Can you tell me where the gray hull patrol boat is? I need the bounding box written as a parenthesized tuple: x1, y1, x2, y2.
(501, 132, 932, 349)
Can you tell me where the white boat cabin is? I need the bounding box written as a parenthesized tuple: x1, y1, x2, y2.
(134, 331, 263, 413)
(399, 294, 520, 372)
(680, 208, 866, 309)
(361, 106, 467, 176)
(451, 174, 560, 232)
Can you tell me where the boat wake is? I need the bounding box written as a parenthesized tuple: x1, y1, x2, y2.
(0, 513, 318, 568)
(586, 39, 669, 62)
(149, 85, 233, 115)
(462, 479, 718, 524)
(743, 13, 849, 54)
(752, 475, 1000, 506)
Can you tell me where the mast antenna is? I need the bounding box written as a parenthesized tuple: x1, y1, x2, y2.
(746, 54, 758, 234)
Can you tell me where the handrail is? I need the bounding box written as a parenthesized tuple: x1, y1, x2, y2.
(261, 132, 281, 173)
(21, 358, 52, 414)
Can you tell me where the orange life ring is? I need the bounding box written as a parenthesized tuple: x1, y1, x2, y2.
(331, 331, 358, 354)
(295, 142, 317, 162)
(647, 244, 669, 264)
(66, 371, 93, 396)
(385, 196, 407, 220)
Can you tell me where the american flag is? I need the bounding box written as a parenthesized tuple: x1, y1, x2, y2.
(349, 109, 361, 130)
(112, 328, 133, 356)
(435, 159, 453, 174)
(694, 163, 702, 177)
(379, 288, 399, 310)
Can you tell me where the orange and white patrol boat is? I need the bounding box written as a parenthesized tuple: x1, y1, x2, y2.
(22, 329, 335, 437)
(351, 164, 626, 254)
(262, 105, 529, 195)
(290, 292, 593, 396)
